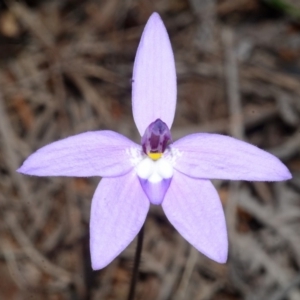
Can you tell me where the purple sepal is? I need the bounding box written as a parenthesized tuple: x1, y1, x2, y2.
(138, 177, 172, 205)
(162, 172, 228, 263)
(172, 133, 292, 181)
(132, 13, 177, 136)
(90, 172, 150, 270)
(141, 119, 172, 155)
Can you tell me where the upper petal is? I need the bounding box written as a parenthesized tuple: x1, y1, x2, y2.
(90, 171, 150, 269)
(162, 171, 228, 263)
(171, 133, 291, 181)
(132, 12, 177, 136)
(18, 131, 141, 177)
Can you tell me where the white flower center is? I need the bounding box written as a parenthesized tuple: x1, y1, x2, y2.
(163, 145, 183, 166)
(136, 156, 173, 183)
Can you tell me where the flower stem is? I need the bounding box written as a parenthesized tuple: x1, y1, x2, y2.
(127, 225, 145, 300)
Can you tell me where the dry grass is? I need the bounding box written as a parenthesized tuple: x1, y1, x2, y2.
(0, 0, 300, 299)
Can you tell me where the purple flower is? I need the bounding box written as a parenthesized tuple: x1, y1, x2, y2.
(18, 13, 291, 270)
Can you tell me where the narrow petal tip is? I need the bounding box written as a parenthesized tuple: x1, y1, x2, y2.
(199, 233, 228, 264)
(265, 156, 292, 181)
(16, 166, 23, 173)
(17, 167, 26, 174)
(212, 248, 228, 264)
(148, 12, 161, 22)
(17, 160, 36, 175)
(280, 161, 292, 180)
(144, 13, 165, 34)
(17, 157, 42, 175)
(91, 259, 109, 271)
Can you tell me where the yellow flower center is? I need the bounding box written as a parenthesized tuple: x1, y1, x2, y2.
(148, 152, 162, 161)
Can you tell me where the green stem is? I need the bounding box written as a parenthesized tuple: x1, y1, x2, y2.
(126, 225, 145, 300)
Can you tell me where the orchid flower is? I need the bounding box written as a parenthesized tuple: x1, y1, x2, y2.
(18, 13, 291, 270)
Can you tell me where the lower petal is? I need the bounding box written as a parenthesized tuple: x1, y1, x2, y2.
(139, 177, 171, 205)
(90, 171, 150, 270)
(162, 171, 228, 263)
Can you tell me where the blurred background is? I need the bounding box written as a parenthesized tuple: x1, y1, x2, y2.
(0, 0, 300, 299)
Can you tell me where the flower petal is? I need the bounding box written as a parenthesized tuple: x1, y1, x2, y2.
(136, 156, 173, 205)
(139, 178, 171, 205)
(171, 133, 291, 181)
(162, 172, 228, 263)
(132, 12, 177, 136)
(90, 171, 149, 270)
(18, 131, 140, 177)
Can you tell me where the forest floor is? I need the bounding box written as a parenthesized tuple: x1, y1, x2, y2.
(1, 0, 300, 299)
